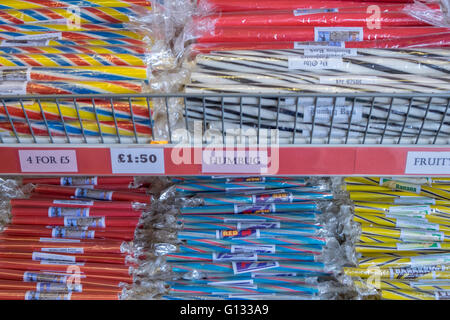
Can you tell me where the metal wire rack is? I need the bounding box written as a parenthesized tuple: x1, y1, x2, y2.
(0, 92, 449, 145)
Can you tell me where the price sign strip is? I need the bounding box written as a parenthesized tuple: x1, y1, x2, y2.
(1, 146, 450, 175)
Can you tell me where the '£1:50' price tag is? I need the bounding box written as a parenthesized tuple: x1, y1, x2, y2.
(110, 148, 164, 174)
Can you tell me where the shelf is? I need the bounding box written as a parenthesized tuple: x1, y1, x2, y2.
(1, 144, 449, 176)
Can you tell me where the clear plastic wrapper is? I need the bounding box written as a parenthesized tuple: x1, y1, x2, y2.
(0, 0, 151, 9)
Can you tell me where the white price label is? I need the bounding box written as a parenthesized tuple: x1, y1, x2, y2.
(405, 152, 450, 175)
(304, 48, 356, 56)
(19, 150, 78, 173)
(319, 76, 378, 85)
(303, 105, 362, 123)
(314, 27, 363, 42)
(202, 149, 269, 174)
(110, 148, 165, 174)
(288, 56, 343, 70)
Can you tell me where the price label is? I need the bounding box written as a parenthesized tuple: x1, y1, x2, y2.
(19, 150, 78, 172)
(110, 148, 164, 174)
(405, 152, 450, 175)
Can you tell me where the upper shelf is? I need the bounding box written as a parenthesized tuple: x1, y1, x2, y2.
(0, 93, 449, 175)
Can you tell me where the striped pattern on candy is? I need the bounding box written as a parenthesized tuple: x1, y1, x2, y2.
(0, 45, 146, 55)
(194, 49, 450, 76)
(0, 98, 152, 122)
(0, 120, 152, 137)
(0, 7, 150, 24)
(0, 53, 146, 66)
(0, 39, 147, 46)
(14, 80, 145, 94)
(0, 31, 145, 40)
(0, 23, 132, 32)
(0, 0, 150, 9)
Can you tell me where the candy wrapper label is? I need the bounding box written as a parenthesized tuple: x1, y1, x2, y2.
(395, 217, 439, 231)
(252, 273, 297, 277)
(52, 227, 95, 239)
(396, 243, 442, 251)
(231, 245, 276, 254)
(212, 252, 257, 262)
(39, 238, 80, 243)
(293, 8, 338, 16)
(0, 81, 27, 95)
(394, 197, 436, 205)
(288, 56, 343, 70)
(36, 282, 82, 293)
(25, 291, 71, 300)
(389, 205, 431, 215)
(226, 177, 265, 183)
(1, 39, 50, 46)
(400, 229, 444, 242)
(0, 68, 30, 81)
(16, 33, 62, 41)
(233, 261, 279, 275)
(294, 42, 345, 49)
(23, 272, 69, 284)
(303, 105, 362, 123)
(74, 188, 113, 201)
(42, 247, 84, 254)
(319, 76, 377, 85)
(63, 217, 105, 228)
(208, 279, 254, 287)
(60, 177, 98, 186)
(304, 48, 356, 57)
(252, 192, 292, 204)
(380, 179, 421, 194)
(39, 260, 85, 266)
(237, 222, 281, 230)
(32, 252, 76, 263)
(314, 27, 363, 42)
(234, 204, 275, 214)
(410, 254, 450, 266)
(224, 217, 267, 223)
(49, 207, 90, 217)
(389, 267, 440, 279)
(219, 229, 260, 239)
(53, 200, 94, 206)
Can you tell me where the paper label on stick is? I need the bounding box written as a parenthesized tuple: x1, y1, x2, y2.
(394, 197, 436, 205)
(304, 48, 356, 56)
(25, 291, 72, 300)
(48, 207, 90, 217)
(53, 200, 94, 206)
(74, 188, 112, 201)
(410, 254, 450, 266)
(314, 27, 363, 42)
(0, 81, 27, 95)
(231, 245, 276, 254)
(237, 222, 281, 230)
(32, 252, 76, 263)
(208, 279, 254, 287)
(0, 39, 50, 47)
(36, 282, 82, 293)
(19, 149, 78, 173)
(389, 205, 431, 215)
(0, 68, 30, 81)
(52, 227, 96, 239)
(400, 229, 444, 242)
(232, 261, 279, 275)
(63, 217, 105, 228)
(293, 8, 338, 16)
(39, 260, 84, 266)
(287, 56, 343, 70)
(41, 247, 84, 254)
(39, 238, 80, 243)
(212, 252, 257, 262)
(252, 192, 293, 204)
(396, 242, 441, 251)
(23, 272, 69, 284)
(435, 291, 450, 300)
(220, 229, 260, 239)
(234, 204, 275, 214)
(405, 152, 450, 175)
(303, 105, 362, 123)
(395, 217, 439, 231)
(319, 76, 378, 85)
(60, 177, 98, 186)
(294, 41, 345, 49)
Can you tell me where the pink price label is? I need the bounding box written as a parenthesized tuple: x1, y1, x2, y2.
(19, 150, 78, 173)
